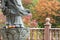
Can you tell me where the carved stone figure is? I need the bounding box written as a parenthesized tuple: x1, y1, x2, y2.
(2, 0, 31, 27)
(1, 0, 30, 40)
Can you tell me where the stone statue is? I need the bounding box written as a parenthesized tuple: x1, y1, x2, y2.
(2, 0, 31, 27)
(1, 0, 30, 40)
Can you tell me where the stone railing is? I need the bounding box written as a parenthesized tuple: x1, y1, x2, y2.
(0, 18, 60, 40)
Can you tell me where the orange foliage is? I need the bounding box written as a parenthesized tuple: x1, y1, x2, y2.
(0, 12, 6, 24)
(22, 0, 32, 5)
(32, 0, 60, 23)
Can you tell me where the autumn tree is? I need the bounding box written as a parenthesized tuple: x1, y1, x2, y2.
(22, 0, 60, 27)
(30, 0, 60, 27)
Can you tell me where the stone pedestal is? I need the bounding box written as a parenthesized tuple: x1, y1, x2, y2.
(0, 27, 30, 40)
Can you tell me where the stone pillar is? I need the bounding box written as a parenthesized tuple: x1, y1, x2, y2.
(44, 18, 51, 40)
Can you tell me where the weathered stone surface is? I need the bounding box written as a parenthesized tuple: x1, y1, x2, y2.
(0, 27, 30, 40)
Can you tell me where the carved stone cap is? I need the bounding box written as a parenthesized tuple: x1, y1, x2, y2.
(45, 18, 50, 22)
(44, 18, 52, 28)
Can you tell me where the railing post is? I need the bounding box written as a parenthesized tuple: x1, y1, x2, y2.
(44, 18, 51, 40)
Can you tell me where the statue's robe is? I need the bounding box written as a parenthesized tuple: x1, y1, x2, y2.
(1, 1, 30, 40)
(2, 0, 30, 27)
(2, 0, 30, 15)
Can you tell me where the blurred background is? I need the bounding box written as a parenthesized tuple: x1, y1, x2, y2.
(0, 0, 60, 28)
